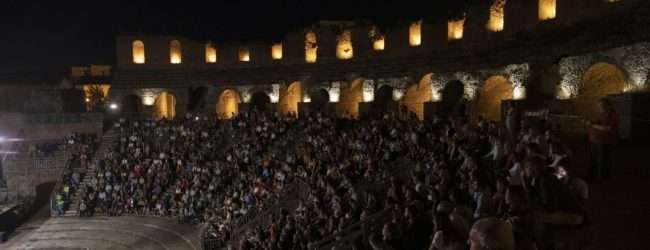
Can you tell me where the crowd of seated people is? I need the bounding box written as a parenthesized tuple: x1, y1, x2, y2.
(51, 132, 97, 215)
(80, 109, 590, 250)
(77, 113, 300, 222)
(227, 111, 590, 250)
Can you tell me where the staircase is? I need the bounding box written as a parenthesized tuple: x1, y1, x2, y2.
(61, 129, 117, 217)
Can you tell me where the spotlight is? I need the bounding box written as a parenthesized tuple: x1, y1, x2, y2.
(110, 103, 118, 110)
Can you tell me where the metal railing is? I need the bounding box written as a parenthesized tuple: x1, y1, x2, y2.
(547, 114, 587, 134)
(4, 158, 68, 171)
(315, 208, 393, 250)
(49, 157, 74, 216)
(21, 113, 103, 125)
(229, 178, 311, 241)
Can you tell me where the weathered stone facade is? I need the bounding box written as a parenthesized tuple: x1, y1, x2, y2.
(109, 0, 650, 138)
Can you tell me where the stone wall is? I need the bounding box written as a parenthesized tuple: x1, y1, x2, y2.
(3, 161, 65, 199)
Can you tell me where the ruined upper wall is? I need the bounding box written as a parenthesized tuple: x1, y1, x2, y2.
(115, 0, 645, 71)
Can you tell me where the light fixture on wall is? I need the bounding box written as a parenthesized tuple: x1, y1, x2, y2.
(110, 103, 118, 110)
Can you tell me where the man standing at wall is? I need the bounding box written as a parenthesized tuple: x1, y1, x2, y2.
(587, 97, 619, 183)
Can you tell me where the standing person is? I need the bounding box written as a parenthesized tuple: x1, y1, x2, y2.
(587, 97, 619, 183)
(505, 101, 518, 138)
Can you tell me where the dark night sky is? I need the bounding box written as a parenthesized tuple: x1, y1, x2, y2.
(0, 0, 468, 74)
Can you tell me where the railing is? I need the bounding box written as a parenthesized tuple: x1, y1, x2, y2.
(547, 114, 587, 134)
(229, 178, 311, 241)
(49, 157, 73, 216)
(21, 113, 103, 125)
(4, 158, 68, 171)
(315, 208, 393, 250)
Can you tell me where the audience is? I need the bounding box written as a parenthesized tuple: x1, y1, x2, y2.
(73, 109, 591, 250)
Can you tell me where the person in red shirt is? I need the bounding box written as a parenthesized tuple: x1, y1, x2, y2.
(587, 97, 619, 183)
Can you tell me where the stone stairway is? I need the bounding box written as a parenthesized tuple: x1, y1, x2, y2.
(61, 129, 117, 217)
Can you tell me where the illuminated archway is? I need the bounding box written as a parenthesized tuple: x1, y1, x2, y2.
(441, 80, 465, 116)
(121, 94, 142, 114)
(153, 92, 176, 119)
(337, 78, 365, 118)
(402, 74, 433, 119)
(216, 89, 241, 119)
(576, 62, 626, 120)
(279, 82, 301, 116)
(475, 76, 513, 121)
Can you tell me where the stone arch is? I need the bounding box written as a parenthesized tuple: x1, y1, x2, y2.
(310, 88, 330, 114)
(153, 92, 176, 119)
(402, 73, 433, 119)
(576, 62, 626, 120)
(279, 81, 302, 116)
(475, 75, 513, 122)
(121, 94, 142, 114)
(371, 85, 397, 117)
(216, 89, 241, 119)
(250, 92, 271, 112)
(336, 78, 365, 118)
(441, 80, 466, 116)
(188, 86, 208, 112)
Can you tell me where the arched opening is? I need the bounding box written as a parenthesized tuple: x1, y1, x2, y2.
(132, 40, 145, 64)
(121, 94, 142, 114)
(576, 62, 626, 120)
(153, 92, 176, 119)
(305, 31, 318, 63)
(475, 75, 513, 122)
(402, 74, 433, 119)
(487, 0, 506, 32)
(441, 80, 466, 117)
(371, 85, 397, 117)
(188, 87, 208, 112)
(409, 20, 422, 46)
(310, 89, 330, 115)
(216, 89, 240, 119)
(336, 30, 353, 59)
(337, 78, 365, 118)
(205, 42, 217, 63)
(280, 82, 301, 116)
(170, 40, 182, 64)
(250, 92, 271, 112)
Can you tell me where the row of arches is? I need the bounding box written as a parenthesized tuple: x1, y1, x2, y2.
(117, 62, 628, 121)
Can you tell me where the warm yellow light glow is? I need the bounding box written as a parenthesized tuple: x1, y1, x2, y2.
(487, 0, 506, 32)
(409, 21, 422, 46)
(539, 0, 556, 20)
(205, 42, 217, 63)
(132, 40, 145, 64)
(217, 90, 240, 119)
(170, 40, 182, 64)
(336, 30, 353, 59)
(448, 18, 465, 40)
(239, 47, 250, 62)
(305, 31, 318, 63)
(513, 86, 526, 100)
(369, 26, 385, 51)
(272, 43, 283, 60)
(302, 94, 311, 103)
(154, 92, 176, 119)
